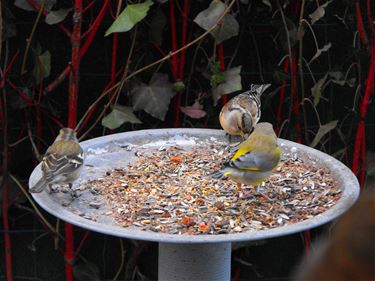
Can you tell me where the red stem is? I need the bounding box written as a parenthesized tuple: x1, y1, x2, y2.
(352, 122, 364, 176)
(65, 223, 74, 281)
(217, 43, 228, 105)
(68, 0, 83, 128)
(76, 68, 123, 133)
(66, 1, 83, 280)
(5, 79, 33, 107)
(46, 0, 110, 93)
(356, 2, 368, 46)
(83, 0, 97, 14)
(73, 230, 90, 258)
(170, 0, 186, 128)
(178, 0, 189, 80)
(4, 51, 20, 77)
(352, 39, 375, 187)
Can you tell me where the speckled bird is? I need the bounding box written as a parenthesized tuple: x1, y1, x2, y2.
(219, 84, 271, 138)
(30, 128, 85, 193)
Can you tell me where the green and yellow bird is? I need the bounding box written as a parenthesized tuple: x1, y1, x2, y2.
(212, 122, 281, 190)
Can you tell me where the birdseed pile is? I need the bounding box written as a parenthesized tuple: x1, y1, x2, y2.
(80, 144, 341, 235)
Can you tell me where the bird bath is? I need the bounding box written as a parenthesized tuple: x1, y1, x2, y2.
(29, 129, 360, 281)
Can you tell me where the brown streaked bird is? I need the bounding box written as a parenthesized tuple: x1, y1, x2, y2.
(219, 84, 271, 138)
(30, 128, 85, 193)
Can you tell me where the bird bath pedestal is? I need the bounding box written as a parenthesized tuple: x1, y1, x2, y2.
(29, 129, 360, 281)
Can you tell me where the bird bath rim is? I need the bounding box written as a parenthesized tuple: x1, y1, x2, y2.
(29, 128, 360, 244)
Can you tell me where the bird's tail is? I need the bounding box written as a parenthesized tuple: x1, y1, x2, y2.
(29, 177, 46, 193)
(250, 84, 271, 97)
(211, 170, 225, 179)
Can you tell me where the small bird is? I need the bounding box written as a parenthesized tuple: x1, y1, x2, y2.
(30, 128, 85, 194)
(212, 122, 280, 192)
(219, 84, 271, 138)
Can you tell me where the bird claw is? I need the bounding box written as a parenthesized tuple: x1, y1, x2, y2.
(48, 184, 59, 194)
(61, 190, 80, 207)
(70, 189, 80, 199)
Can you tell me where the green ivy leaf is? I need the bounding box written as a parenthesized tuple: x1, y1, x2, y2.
(14, 0, 56, 12)
(262, 0, 272, 10)
(210, 73, 225, 88)
(212, 66, 242, 105)
(193, 0, 239, 44)
(310, 120, 338, 148)
(45, 8, 72, 25)
(210, 61, 221, 74)
(309, 0, 333, 25)
(105, 0, 154, 36)
(311, 74, 328, 106)
(130, 73, 176, 121)
(102, 105, 142, 129)
(308, 42, 332, 65)
(32, 50, 51, 84)
(328, 71, 356, 87)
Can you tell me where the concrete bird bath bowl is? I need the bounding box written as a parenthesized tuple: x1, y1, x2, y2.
(29, 129, 360, 281)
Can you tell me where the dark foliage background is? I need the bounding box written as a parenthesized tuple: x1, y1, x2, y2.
(1, 0, 374, 280)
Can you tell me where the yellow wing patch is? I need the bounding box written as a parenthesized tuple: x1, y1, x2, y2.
(242, 167, 260, 171)
(231, 146, 250, 161)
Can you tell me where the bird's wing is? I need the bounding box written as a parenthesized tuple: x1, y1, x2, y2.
(229, 147, 280, 171)
(229, 133, 280, 171)
(229, 150, 263, 170)
(42, 154, 83, 177)
(42, 150, 84, 179)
